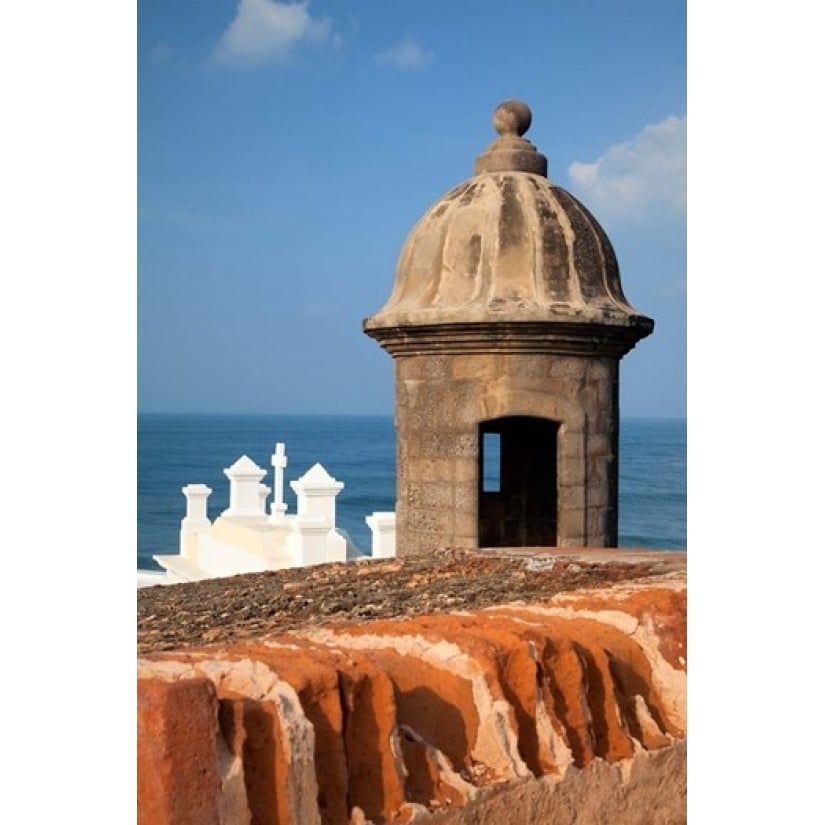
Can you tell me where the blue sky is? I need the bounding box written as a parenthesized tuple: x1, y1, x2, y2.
(138, 0, 686, 417)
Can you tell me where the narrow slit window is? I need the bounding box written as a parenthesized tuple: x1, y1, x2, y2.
(482, 432, 501, 492)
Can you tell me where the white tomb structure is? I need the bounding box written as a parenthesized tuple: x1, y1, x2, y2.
(147, 442, 396, 586)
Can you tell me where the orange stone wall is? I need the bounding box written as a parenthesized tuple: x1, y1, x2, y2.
(138, 574, 686, 825)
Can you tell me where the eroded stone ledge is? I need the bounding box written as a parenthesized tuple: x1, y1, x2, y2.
(137, 547, 683, 654)
(138, 550, 685, 825)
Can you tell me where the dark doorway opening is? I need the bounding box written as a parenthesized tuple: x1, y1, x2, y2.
(478, 416, 559, 547)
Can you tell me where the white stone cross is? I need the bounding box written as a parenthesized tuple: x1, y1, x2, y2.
(270, 442, 288, 522)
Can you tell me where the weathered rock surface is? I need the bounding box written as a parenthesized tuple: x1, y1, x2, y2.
(138, 547, 680, 654)
(137, 549, 685, 824)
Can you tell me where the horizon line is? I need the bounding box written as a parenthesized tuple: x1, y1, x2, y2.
(137, 411, 687, 420)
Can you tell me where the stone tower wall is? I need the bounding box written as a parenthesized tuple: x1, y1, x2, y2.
(394, 352, 619, 555)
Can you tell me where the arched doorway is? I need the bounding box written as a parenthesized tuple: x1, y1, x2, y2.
(478, 416, 559, 547)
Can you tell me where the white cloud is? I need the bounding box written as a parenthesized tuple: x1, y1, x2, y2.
(567, 115, 686, 224)
(374, 38, 433, 71)
(212, 0, 335, 67)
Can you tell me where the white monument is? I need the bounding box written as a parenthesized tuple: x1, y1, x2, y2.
(144, 440, 396, 586)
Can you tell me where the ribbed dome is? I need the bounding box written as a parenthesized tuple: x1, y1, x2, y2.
(364, 101, 653, 341)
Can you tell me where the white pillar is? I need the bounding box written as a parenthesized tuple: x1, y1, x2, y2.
(269, 442, 288, 523)
(366, 511, 396, 559)
(290, 463, 344, 527)
(180, 484, 212, 559)
(222, 455, 267, 519)
(286, 516, 330, 567)
(258, 484, 271, 515)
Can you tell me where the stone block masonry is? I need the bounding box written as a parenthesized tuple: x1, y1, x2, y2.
(394, 352, 620, 551)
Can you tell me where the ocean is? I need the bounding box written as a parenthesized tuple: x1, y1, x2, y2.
(137, 415, 686, 571)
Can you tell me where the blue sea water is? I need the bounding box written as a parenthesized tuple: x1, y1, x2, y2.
(137, 415, 686, 571)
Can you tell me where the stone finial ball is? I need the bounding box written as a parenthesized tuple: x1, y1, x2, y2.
(492, 100, 532, 137)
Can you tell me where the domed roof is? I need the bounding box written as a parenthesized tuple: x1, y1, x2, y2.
(364, 101, 653, 355)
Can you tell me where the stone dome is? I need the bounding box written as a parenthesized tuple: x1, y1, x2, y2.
(364, 101, 653, 353)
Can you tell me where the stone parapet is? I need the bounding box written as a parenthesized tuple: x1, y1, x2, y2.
(138, 549, 686, 825)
